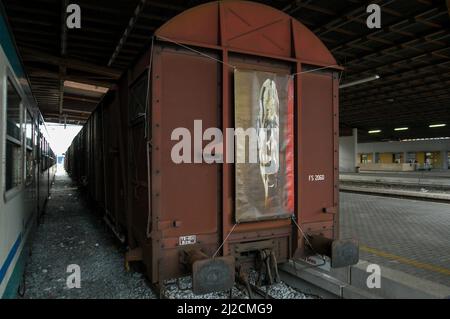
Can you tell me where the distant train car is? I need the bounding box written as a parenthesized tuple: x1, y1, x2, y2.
(66, 1, 358, 294)
(0, 3, 56, 298)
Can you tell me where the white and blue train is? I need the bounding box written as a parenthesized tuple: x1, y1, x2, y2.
(0, 4, 56, 298)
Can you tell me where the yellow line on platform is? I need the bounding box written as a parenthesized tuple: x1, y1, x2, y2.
(360, 245, 450, 276)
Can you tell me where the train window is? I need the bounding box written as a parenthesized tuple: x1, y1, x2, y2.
(40, 137, 44, 171)
(26, 110, 33, 148)
(46, 141, 49, 169)
(25, 111, 34, 185)
(44, 140, 47, 170)
(34, 127, 39, 162)
(5, 78, 23, 192)
(129, 72, 148, 123)
(44, 139, 47, 169)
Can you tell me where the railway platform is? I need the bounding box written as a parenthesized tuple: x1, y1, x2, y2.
(340, 192, 450, 288)
(278, 193, 450, 299)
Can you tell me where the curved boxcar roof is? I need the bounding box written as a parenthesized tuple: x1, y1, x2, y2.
(155, 0, 338, 67)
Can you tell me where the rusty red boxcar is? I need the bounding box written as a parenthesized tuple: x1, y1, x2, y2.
(65, 1, 358, 294)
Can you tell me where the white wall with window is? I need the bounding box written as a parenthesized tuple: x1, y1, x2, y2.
(358, 139, 450, 170)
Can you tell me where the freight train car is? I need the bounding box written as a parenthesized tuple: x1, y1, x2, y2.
(66, 1, 358, 294)
(0, 3, 56, 298)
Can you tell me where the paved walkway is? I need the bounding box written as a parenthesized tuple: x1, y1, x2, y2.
(340, 192, 450, 287)
(23, 168, 156, 299)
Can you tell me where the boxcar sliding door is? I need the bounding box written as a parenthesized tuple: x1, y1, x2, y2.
(298, 69, 339, 252)
(150, 46, 220, 281)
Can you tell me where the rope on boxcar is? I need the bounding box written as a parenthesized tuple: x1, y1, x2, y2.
(144, 35, 155, 141)
(290, 64, 340, 78)
(338, 56, 346, 84)
(156, 35, 238, 70)
(290, 215, 313, 249)
(212, 223, 238, 258)
(155, 35, 342, 78)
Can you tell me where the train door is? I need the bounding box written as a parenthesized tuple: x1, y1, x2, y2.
(47, 140, 50, 196)
(127, 71, 150, 247)
(38, 130, 46, 218)
(36, 128, 40, 214)
(298, 69, 339, 248)
(34, 121, 39, 214)
(149, 46, 220, 281)
(101, 92, 127, 239)
(24, 110, 36, 220)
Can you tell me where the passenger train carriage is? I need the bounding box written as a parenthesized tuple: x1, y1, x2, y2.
(0, 3, 56, 298)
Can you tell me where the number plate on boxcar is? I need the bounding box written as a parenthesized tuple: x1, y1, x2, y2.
(179, 235, 197, 246)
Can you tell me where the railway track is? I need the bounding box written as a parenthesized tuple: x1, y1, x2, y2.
(340, 185, 450, 203)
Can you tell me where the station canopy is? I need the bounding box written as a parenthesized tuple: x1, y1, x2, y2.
(3, 0, 450, 142)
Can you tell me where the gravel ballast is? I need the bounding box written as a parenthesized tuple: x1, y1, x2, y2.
(24, 169, 315, 300)
(23, 170, 156, 299)
(161, 270, 314, 299)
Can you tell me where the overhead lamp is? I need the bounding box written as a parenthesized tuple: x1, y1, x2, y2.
(64, 80, 108, 94)
(368, 130, 381, 134)
(429, 124, 446, 128)
(394, 127, 408, 131)
(339, 75, 380, 89)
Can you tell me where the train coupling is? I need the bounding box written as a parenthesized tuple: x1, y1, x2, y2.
(184, 249, 235, 295)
